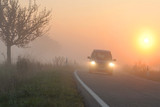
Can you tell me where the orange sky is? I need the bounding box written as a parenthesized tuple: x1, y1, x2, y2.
(20, 0, 160, 67)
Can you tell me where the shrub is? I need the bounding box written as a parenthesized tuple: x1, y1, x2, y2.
(16, 56, 29, 72)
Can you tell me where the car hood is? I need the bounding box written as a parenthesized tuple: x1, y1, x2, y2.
(94, 60, 111, 64)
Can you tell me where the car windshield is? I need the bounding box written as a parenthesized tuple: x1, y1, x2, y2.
(92, 51, 112, 60)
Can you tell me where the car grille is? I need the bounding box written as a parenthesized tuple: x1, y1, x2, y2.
(97, 63, 106, 68)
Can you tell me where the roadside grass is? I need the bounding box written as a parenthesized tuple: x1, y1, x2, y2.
(123, 65, 160, 82)
(0, 64, 84, 107)
(132, 70, 160, 82)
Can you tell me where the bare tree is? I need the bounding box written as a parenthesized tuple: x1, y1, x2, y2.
(0, 0, 51, 64)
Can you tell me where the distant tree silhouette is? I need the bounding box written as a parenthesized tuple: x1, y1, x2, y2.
(0, 0, 51, 64)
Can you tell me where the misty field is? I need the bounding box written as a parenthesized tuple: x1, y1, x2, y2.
(123, 64, 160, 82)
(0, 60, 84, 107)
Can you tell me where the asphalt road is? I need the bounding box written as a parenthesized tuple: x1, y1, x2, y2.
(77, 70, 160, 107)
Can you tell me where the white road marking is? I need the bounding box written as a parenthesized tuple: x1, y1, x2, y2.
(74, 71, 110, 107)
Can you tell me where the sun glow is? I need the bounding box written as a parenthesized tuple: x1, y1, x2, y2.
(144, 38, 149, 44)
(139, 33, 154, 49)
(135, 29, 158, 55)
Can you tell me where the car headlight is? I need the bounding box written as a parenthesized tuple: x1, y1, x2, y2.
(109, 62, 115, 67)
(90, 61, 96, 65)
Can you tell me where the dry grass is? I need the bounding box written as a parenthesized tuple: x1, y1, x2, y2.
(0, 58, 84, 107)
(123, 64, 160, 82)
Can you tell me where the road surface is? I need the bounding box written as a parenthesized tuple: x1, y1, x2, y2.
(76, 70, 160, 107)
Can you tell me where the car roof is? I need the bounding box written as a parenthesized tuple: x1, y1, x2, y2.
(93, 49, 111, 53)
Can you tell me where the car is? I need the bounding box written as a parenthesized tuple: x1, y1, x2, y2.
(88, 49, 116, 75)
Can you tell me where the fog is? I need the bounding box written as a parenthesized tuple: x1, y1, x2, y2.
(1, 0, 160, 69)
(0, 36, 61, 63)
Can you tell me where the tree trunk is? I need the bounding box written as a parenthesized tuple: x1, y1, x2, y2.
(7, 45, 11, 65)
